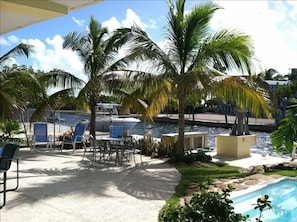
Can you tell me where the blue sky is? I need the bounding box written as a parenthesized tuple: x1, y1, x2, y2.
(1, 0, 296, 81)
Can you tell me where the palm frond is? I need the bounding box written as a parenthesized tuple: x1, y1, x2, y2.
(0, 43, 33, 64)
(30, 88, 75, 122)
(214, 76, 272, 118)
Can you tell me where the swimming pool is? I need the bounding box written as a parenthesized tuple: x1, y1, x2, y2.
(232, 178, 297, 221)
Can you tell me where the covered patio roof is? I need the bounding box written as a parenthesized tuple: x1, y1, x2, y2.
(0, 0, 104, 34)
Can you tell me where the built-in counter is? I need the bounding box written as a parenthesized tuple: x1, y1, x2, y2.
(161, 132, 208, 151)
(216, 134, 256, 158)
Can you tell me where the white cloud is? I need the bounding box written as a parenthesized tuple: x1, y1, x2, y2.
(211, 0, 297, 75)
(72, 16, 85, 27)
(0, 35, 21, 48)
(122, 8, 147, 30)
(23, 35, 85, 81)
(102, 8, 158, 35)
(102, 16, 121, 33)
(4, 9, 151, 82)
(0, 36, 10, 46)
(8, 35, 20, 44)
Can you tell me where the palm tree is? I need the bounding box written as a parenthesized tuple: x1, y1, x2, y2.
(113, 0, 262, 154)
(1, 42, 83, 145)
(1, 44, 41, 144)
(0, 68, 32, 119)
(63, 16, 127, 138)
(264, 68, 278, 80)
(0, 44, 39, 122)
(29, 68, 83, 122)
(271, 98, 297, 160)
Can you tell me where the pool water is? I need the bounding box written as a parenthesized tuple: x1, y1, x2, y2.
(232, 178, 297, 222)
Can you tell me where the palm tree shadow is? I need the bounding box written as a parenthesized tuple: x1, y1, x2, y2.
(5, 149, 180, 209)
(117, 161, 180, 200)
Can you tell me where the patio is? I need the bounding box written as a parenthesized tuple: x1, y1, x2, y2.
(0, 147, 180, 222)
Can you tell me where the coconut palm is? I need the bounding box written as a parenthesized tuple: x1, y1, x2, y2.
(1, 44, 41, 144)
(63, 16, 127, 138)
(271, 98, 297, 160)
(0, 67, 40, 120)
(0, 43, 38, 122)
(29, 68, 83, 122)
(1, 42, 82, 145)
(113, 0, 264, 154)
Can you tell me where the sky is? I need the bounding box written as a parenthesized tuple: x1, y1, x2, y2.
(1, 0, 296, 82)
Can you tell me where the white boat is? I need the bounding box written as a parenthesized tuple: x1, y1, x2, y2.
(95, 103, 141, 135)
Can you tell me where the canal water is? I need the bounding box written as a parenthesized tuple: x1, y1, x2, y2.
(49, 112, 286, 158)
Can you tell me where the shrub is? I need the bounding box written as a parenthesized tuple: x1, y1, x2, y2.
(137, 132, 159, 156)
(193, 151, 212, 162)
(160, 184, 248, 222)
(157, 140, 176, 158)
(170, 152, 212, 164)
(0, 119, 22, 142)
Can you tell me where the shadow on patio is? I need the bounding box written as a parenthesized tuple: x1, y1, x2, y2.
(1, 148, 180, 222)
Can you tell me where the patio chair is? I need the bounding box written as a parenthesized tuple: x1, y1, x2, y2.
(123, 136, 139, 164)
(0, 142, 19, 209)
(82, 135, 109, 164)
(61, 120, 89, 152)
(108, 140, 124, 165)
(31, 122, 53, 151)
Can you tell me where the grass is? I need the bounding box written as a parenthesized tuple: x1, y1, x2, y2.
(166, 162, 246, 205)
(166, 162, 297, 205)
(265, 170, 297, 177)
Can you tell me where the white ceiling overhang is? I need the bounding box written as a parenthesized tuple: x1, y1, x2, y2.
(0, 0, 104, 34)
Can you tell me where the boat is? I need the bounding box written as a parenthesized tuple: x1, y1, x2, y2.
(47, 114, 65, 123)
(95, 103, 141, 136)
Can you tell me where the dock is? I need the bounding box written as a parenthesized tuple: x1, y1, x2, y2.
(154, 113, 277, 132)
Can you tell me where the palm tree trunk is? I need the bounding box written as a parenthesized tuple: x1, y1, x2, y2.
(20, 110, 30, 146)
(89, 102, 96, 139)
(177, 93, 185, 154)
(292, 147, 296, 161)
(224, 104, 228, 128)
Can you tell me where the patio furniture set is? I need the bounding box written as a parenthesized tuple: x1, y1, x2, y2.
(82, 134, 138, 166)
(31, 121, 139, 166)
(0, 122, 140, 209)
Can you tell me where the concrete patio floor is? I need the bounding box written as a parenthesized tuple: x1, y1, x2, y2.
(0, 148, 180, 222)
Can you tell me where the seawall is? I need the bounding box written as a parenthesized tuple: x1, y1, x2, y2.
(154, 113, 277, 133)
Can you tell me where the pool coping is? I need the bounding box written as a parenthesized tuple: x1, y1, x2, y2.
(230, 176, 296, 199)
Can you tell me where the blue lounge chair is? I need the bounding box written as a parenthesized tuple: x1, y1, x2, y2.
(31, 122, 53, 151)
(61, 120, 89, 152)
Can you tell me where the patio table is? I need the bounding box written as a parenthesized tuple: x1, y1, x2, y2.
(96, 136, 125, 165)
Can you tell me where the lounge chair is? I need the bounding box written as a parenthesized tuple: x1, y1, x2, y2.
(0, 142, 19, 209)
(61, 120, 89, 152)
(31, 122, 53, 151)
